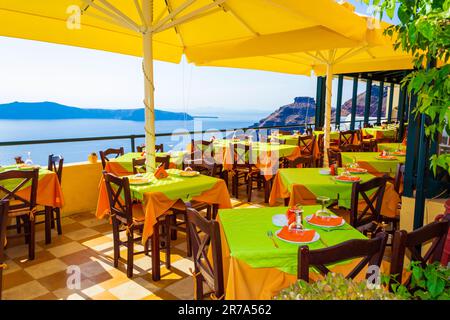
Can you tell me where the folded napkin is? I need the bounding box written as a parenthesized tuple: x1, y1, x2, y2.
(336, 175, 360, 181)
(286, 209, 296, 225)
(309, 214, 343, 227)
(278, 226, 316, 242)
(154, 165, 169, 179)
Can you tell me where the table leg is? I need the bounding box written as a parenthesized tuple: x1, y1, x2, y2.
(44, 206, 52, 244)
(151, 223, 161, 281)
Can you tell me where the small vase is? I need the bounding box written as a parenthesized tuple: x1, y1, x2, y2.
(88, 154, 98, 164)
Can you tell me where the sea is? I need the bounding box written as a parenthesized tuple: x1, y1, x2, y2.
(0, 118, 256, 165)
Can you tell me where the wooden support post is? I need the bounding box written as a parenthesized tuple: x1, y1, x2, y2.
(363, 79, 372, 126)
(335, 75, 343, 128)
(387, 83, 394, 122)
(350, 76, 358, 130)
(376, 80, 384, 124)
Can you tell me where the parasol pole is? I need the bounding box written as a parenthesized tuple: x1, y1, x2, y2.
(142, 0, 156, 171)
(323, 50, 335, 167)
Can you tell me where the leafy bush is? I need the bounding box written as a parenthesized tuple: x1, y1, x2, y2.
(386, 261, 450, 300)
(273, 273, 401, 300)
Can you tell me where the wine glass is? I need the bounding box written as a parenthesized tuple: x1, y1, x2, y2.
(288, 204, 304, 233)
(24, 152, 33, 166)
(316, 196, 330, 216)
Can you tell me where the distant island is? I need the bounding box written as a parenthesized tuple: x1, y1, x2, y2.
(0, 101, 194, 121)
(253, 85, 387, 127)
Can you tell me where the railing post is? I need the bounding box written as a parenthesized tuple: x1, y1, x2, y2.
(130, 135, 136, 152)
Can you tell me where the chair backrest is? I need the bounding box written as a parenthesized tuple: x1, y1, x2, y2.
(297, 135, 315, 156)
(186, 207, 224, 299)
(0, 200, 9, 300)
(327, 148, 342, 167)
(102, 171, 133, 225)
(298, 232, 388, 281)
(0, 169, 39, 213)
(230, 143, 253, 168)
(317, 133, 324, 153)
(137, 144, 164, 153)
(278, 130, 291, 136)
(190, 140, 214, 160)
(132, 155, 170, 174)
(338, 130, 357, 147)
(390, 216, 450, 285)
(305, 127, 313, 136)
(187, 162, 218, 177)
(99, 147, 125, 169)
(48, 154, 64, 182)
(287, 156, 312, 168)
(350, 176, 387, 228)
(394, 163, 405, 195)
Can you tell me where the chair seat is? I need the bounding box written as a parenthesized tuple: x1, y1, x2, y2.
(115, 204, 146, 225)
(7, 207, 33, 218)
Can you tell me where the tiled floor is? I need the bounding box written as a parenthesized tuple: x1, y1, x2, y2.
(2, 187, 275, 300)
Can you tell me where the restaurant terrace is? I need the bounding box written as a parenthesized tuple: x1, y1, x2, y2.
(0, 0, 448, 302)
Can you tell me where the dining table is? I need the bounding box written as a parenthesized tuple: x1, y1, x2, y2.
(96, 168, 231, 280)
(0, 164, 65, 243)
(104, 151, 186, 176)
(212, 139, 301, 179)
(269, 167, 400, 218)
(377, 142, 406, 153)
(341, 152, 404, 177)
(217, 205, 379, 299)
(363, 127, 396, 141)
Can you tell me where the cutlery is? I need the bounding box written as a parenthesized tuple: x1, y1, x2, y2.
(318, 237, 328, 247)
(266, 230, 279, 248)
(320, 227, 353, 232)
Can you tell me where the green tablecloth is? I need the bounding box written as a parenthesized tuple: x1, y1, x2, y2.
(219, 206, 366, 275)
(0, 165, 51, 190)
(341, 152, 402, 177)
(377, 143, 406, 153)
(129, 169, 218, 201)
(109, 151, 185, 172)
(363, 127, 396, 139)
(212, 140, 299, 158)
(313, 130, 339, 140)
(268, 134, 300, 146)
(278, 168, 376, 208)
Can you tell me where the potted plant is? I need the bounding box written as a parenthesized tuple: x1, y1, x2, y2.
(273, 273, 401, 300)
(386, 261, 450, 300)
(88, 152, 98, 164)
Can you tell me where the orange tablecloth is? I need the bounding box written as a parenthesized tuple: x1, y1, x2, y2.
(96, 178, 231, 244)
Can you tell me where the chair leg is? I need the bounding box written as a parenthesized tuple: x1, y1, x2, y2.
(144, 238, 150, 256)
(126, 226, 134, 278)
(151, 223, 161, 281)
(165, 217, 171, 269)
(44, 206, 52, 245)
(284, 197, 290, 206)
(264, 179, 271, 203)
(170, 215, 177, 240)
(194, 272, 204, 300)
(55, 208, 62, 235)
(112, 219, 120, 268)
(185, 214, 192, 257)
(247, 177, 252, 203)
(15, 217, 21, 234)
(28, 215, 35, 260)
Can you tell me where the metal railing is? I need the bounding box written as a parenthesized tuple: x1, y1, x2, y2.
(0, 118, 398, 153)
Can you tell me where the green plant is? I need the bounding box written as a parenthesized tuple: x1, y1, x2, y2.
(273, 273, 401, 300)
(384, 261, 450, 300)
(362, 0, 450, 175)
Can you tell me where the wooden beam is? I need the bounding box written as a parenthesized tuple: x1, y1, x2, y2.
(363, 78, 372, 126)
(387, 83, 394, 122)
(151, 0, 197, 32)
(350, 76, 358, 130)
(376, 80, 384, 124)
(335, 75, 343, 127)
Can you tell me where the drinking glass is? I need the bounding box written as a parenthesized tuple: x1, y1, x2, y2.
(24, 152, 33, 165)
(316, 196, 330, 216)
(288, 204, 304, 233)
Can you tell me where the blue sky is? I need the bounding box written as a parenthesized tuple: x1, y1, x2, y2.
(0, 1, 398, 120)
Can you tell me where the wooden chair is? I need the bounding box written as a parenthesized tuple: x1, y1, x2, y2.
(187, 207, 224, 300)
(0, 169, 38, 260)
(338, 130, 362, 152)
(287, 156, 313, 168)
(99, 147, 124, 170)
(350, 176, 387, 231)
(103, 171, 171, 278)
(0, 200, 9, 300)
(298, 232, 388, 281)
(132, 155, 170, 174)
(35, 154, 64, 243)
(229, 143, 260, 201)
(390, 216, 449, 287)
(297, 135, 316, 167)
(136, 144, 164, 153)
(361, 128, 377, 152)
(315, 133, 324, 167)
(327, 148, 342, 167)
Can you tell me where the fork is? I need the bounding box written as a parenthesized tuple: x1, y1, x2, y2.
(320, 227, 353, 232)
(266, 230, 279, 248)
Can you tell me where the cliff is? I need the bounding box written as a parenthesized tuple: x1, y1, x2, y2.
(0, 101, 194, 121)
